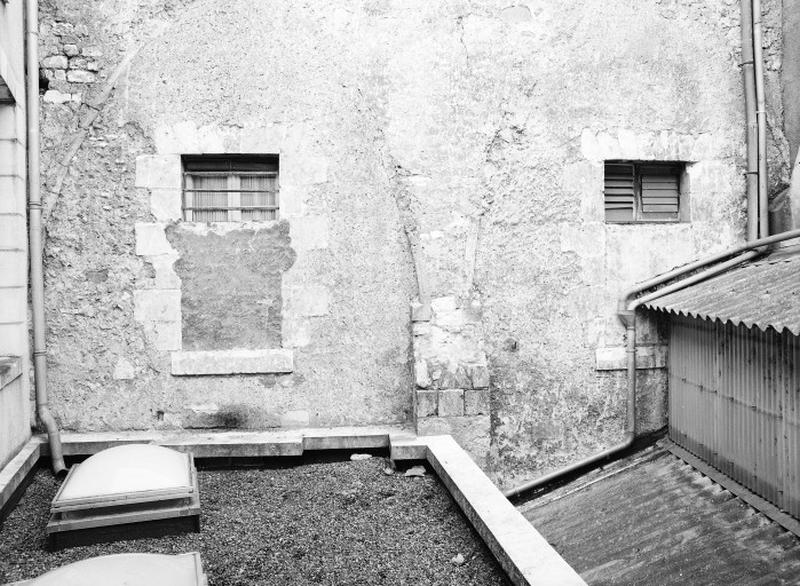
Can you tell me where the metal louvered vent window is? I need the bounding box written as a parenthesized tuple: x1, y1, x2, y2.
(604, 161, 683, 223)
(182, 155, 279, 222)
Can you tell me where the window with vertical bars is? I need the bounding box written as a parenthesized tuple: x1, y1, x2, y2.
(604, 162, 683, 223)
(182, 155, 279, 222)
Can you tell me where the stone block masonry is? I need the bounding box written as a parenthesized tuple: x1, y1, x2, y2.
(39, 20, 103, 107)
(412, 295, 491, 466)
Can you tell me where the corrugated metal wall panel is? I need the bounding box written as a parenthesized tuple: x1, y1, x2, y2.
(669, 315, 800, 518)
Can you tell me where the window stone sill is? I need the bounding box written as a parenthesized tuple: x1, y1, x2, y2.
(171, 349, 293, 376)
(0, 357, 22, 392)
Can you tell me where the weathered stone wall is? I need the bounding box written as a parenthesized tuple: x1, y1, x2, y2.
(35, 0, 788, 485)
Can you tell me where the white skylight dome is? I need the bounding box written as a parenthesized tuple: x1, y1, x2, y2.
(29, 553, 208, 586)
(52, 444, 194, 510)
(47, 444, 201, 549)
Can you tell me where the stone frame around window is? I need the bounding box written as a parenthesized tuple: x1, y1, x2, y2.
(132, 124, 332, 376)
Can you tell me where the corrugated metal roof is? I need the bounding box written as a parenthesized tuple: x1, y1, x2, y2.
(643, 246, 800, 335)
(521, 445, 800, 585)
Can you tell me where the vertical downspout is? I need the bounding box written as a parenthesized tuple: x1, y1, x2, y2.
(741, 0, 759, 241)
(26, 0, 67, 475)
(752, 0, 769, 238)
(624, 323, 636, 437)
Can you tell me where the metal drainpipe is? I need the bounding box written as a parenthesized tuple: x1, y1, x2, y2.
(503, 228, 800, 501)
(752, 0, 769, 238)
(741, 0, 759, 241)
(26, 0, 67, 475)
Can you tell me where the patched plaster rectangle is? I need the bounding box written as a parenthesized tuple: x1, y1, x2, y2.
(171, 348, 294, 375)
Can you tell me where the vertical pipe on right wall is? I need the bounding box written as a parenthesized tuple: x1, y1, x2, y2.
(752, 0, 769, 238)
(741, 0, 759, 241)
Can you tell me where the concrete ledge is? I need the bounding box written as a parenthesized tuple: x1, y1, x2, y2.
(389, 436, 428, 461)
(0, 439, 40, 523)
(170, 349, 293, 375)
(424, 435, 586, 586)
(0, 356, 21, 392)
(39, 426, 417, 459)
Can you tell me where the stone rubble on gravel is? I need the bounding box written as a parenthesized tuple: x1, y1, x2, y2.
(350, 453, 373, 461)
(404, 465, 426, 477)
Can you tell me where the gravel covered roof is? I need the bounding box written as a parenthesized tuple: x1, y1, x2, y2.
(0, 456, 510, 586)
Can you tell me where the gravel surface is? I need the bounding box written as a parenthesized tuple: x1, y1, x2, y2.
(0, 457, 511, 585)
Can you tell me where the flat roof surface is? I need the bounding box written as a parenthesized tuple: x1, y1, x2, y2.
(520, 444, 800, 585)
(1, 456, 510, 586)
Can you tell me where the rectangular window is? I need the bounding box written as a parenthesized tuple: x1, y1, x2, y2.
(182, 155, 279, 222)
(604, 161, 684, 223)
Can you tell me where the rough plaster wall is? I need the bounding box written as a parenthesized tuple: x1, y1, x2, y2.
(38, 0, 415, 434)
(166, 223, 295, 351)
(35, 0, 788, 483)
(475, 1, 760, 485)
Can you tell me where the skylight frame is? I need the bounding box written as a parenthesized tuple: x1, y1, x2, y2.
(50, 456, 197, 512)
(50, 447, 196, 512)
